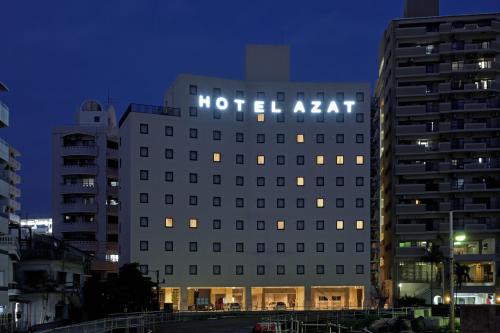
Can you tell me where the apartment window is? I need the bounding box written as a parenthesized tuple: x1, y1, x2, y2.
(213, 174, 221, 184)
(336, 265, 344, 274)
(140, 193, 149, 203)
(336, 220, 344, 230)
(140, 170, 149, 180)
(336, 134, 344, 143)
(296, 155, 305, 165)
(189, 150, 198, 161)
(236, 132, 244, 142)
(189, 195, 198, 206)
(165, 149, 173, 159)
(356, 134, 364, 143)
(165, 126, 173, 136)
(236, 242, 244, 253)
(189, 107, 197, 117)
(296, 265, 305, 275)
(316, 177, 324, 187)
(296, 198, 305, 208)
(296, 134, 304, 143)
(356, 220, 365, 230)
(165, 265, 173, 275)
(316, 134, 324, 143)
(236, 176, 244, 186)
(336, 177, 344, 186)
(276, 243, 285, 253)
(235, 220, 244, 230)
(356, 265, 364, 274)
(336, 198, 344, 208)
(213, 130, 221, 140)
(257, 155, 265, 165)
(257, 220, 265, 230)
(356, 92, 364, 102)
(336, 114, 344, 123)
(165, 171, 173, 182)
(316, 198, 325, 208)
(316, 155, 325, 165)
(165, 217, 173, 228)
(140, 216, 149, 227)
(356, 198, 364, 208)
(277, 198, 285, 208)
(277, 265, 285, 275)
(257, 134, 265, 143)
(189, 265, 197, 275)
(165, 241, 173, 251)
(189, 218, 198, 229)
(336, 242, 344, 252)
(356, 155, 364, 165)
(189, 242, 198, 252)
(356, 242, 364, 252)
(296, 220, 305, 230)
(316, 265, 325, 275)
(277, 155, 285, 165)
(257, 198, 265, 208)
(213, 265, 221, 275)
(236, 154, 244, 164)
(277, 220, 285, 230)
(356, 113, 364, 123)
(236, 265, 244, 275)
(236, 197, 244, 207)
(276, 177, 285, 186)
(236, 112, 244, 122)
(140, 123, 148, 134)
(213, 197, 221, 206)
(276, 134, 285, 143)
(257, 243, 265, 252)
(296, 177, 304, 186)
(257, 177, 265, 186)
(316, 242, 325, 252)
(213, 152, 221, 162)
(140, 241, 148, 251)
(213, 219, 221, 230)
(140, 147, 149, 157)
(189, 128, 198, 139)
(356, 177, 364, 186)
(139, 265, 148, 275)
(336, 155, 344, 165)
(257, 114, 265, 122)
(316, 220, 325, 230)
(189, 84, 197, 95)
(257, 265, 265, 275)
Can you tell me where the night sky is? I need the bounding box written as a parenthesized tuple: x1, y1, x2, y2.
(1, 0, 499, 217)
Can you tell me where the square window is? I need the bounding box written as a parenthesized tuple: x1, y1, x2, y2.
(235, 220, 244, 230)
(189, 150, 198, 161)
(336, 220, 344, 230)
(213, 130, 221, 140)
(277, 198, 285, 208)
(336, 265, 344, 274)
(336, 155, 344, 165)
(316, 265, 325, 275)
(356, 113, 364, 123)
(140, 241, 148, 251)
(236, 90, 244, 98)
(213, 242, 221, 252)
(356, 134, 364, 143)
(316, 198, 325, 208)
(189, 265, 197, 275)
(316, 177, 324, 187)
(316, 220, 325, 230)
(165, 194, 173, 204)
(165, 217, 173, 228)
(356, 198, 364, 208)
(257, 243, 265, 252)
(257, 198, 265, 208)
(140, 123, 148, 134)
(356, 220, 365, 230)
(276, 220, 285, 230)
(276, 177, 285, 186)
(165, 148, 174, 159)
(356, 92, 364, 102)
(277, 155, 285, 165)
(236, 197, 244, 207)
(296, 134, 304, 143)
(213, 265, 221, 275)
(296, 265, 305, 275)
(213, 110, 221, 119)
(257, 134, 265, 143)
(236, 132, 244, 142)
(316, 242, 325, 252)
(213, 152, 221, 162)
(257, 220, 265, 230)
(257, 114, 265, 122)
(356, 177, 364, 186)
(212, 219, 221, 230)
(276, 113, 285, 122)
(336, 198, 344, 208)
(297, 92, 305, 100)
(257, 155, 265, 165)
(236, 265, 244, 275)
(236, 176, 244, 186)
(276, 134, 285, 143)
(257, 265, 265, 275)
(213, 174, 221, 184)
(236, 112, 244, 122)
(189, 128, 198, 138)
(277, 92, 285, 101)
(189, 84, 197, 95)
(140, 170, 149, 180)
(336, 177, 344, 186)
(236, 242, 244, 252)
(356, 242, 364, 252)
(236, 154, 244, 164)
(277, 265, 285, 275)
(189, 107, 198, 117)
(276, 243, 285, 252)
(213, 196, 221, 206)
(296, 220, 305, 230)
(336, 113, 344, 123)
(165, 265, 173, 275)
(316, 134, 324, 143)
(257, 177, 265, 186)
(336, 242, 344, 252)
(296, 113, 304, 123)
(296, 155, 305, 165)
(189, 241, 198, 252)
(336, 134, 344, 143)
(165, 171, 173, 182)
(140, 193, 149, 203)
(189, 195, 198, 206)
(356, 155, 364, 165)
(189, 218, 198, 228)
(296, 177, 304, 186)
(165, 126, 173, 136)
(356, 265, 364, 274)
(316, 155, 325, 165)
(296, 198, 305, 208)
(139, 265, 148, 275)
(94, 116, 100, 122)
(189, 173, 198, 183)
(296, 243, 305, 252)
(256, 91, 265, 99)
(140, 147, 149, 157)
(140, 216, 148, 227)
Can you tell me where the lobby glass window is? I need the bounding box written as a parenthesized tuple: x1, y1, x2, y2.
(165, 148, 173, 159)
(236, 265, 244, 275)
(356, 198, 364, 208)
(189, 84, 197, 95)
(140, 241, 148, 251)
(336, 265, 344, 274)
(336, 177, 344, 186)
(213, 174, 221, 184)
(165, 171, 173, 182)
(336, 243, 344, 252)
(257, 177, 265, 186)
(316, 198, 325, 208)
(296, 134, 304, 143)
(297, 265, 305, 275)
(336, 220, 344, 230)
(140, 170, 148, 180)
(140, 123, 148, 134)
(276, 134, 285, 143)
(189, 107, 197, 117)
(189, 128, 198, 138)
(236, 198, 244, 207)
(277, 199, 285, 208)
(213, 196, 221, 206)
(213, 242, 221, 252)
(316, 265, 325, 275)
(212, 219, 221, 230)
(277, 243, 285, 252)
(356, 220, 365, 230)
(296, 113, 304, 123)
(316, 177, 324, 187)
(336, 134, 344, 143)
(236, 132, 244, 142)
(356, 155, 364, 165)
(356, 113, 364, 123)
(213, 152, 221, 162)
(189, 196, 198, 206)
(165, 217, 173, 228)
(296, 198, 305, 208)
(296, 220, 305, 230)
(277, 155, 285, 165)
(276, 220, 285, 230)
(257, 134, 265, 143)
(189, 218, 198, 229)
(336, 155, 344, 165)
(257, 243, 265, 252)
(257, 265, 265, 275)
(316, 220, 324, 230)
(140, 193, 148, 203)
(356, 134, 364, 143)
(316, 242, 325, 252)
(356, 177, 364, 186)
(296, 177, 304, 186)
(277, 265, 285, 275)
(213, 130, 221, 140)
(236, 154, 244, 164)
(189, 150, 198, 161)
(336, 198, 344, 208)
(356, 265, 364, 274)
(276, 177, 285, 186)
(189, 265, 197, 275)
(140, 147, 149, 157)
(257, 114, 265, 122)
(213, 265, 221, 275)
(277, 92, 285, 101)
(297, 243, 305, 252)
(189, 173, 198, 183)
(165, 126, 173, 136)
(236, 112, 244, 122)
(236, 176, 244, 186)
(257, 198, 265, 208)
(257, 155, 265, 165)
(189, 242, 198, 252)
(165, 265, 173, 275)
(356, 92, 364, 102)
(296, 155, 305, 165)
(257, 220, 265, 230)
(236, 220, 244, 230)
(140, 216, 148, 227)
(356, 242, 364, 252)
(316, 155, 325, 165)
(316, 134, 324, 143)
(336, 114, 344, 123)
(236, 242, 244, 252)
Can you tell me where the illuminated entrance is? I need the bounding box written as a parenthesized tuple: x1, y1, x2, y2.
(186, 287, 245, 310)
(311, 286, 364, 309)
(160, 287, 181, 311)
(251, 287, 305, 310)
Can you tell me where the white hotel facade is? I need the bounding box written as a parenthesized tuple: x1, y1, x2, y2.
(119, 46, 371, 310)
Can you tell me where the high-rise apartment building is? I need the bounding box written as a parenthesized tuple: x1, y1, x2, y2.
(0, 81, 22, 314)
(52, 101, 120, 278)
(119, 45, 371, 311)
(377, 0, 500, 306)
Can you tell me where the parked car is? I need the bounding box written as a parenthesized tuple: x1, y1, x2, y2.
(253, 322, 283, 333)
(274, 302, 286, 311)
(228, 302, 241, 311)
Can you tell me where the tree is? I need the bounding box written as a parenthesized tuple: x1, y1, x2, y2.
(421, 238, 444, 305)
(454, 262, 472, 291)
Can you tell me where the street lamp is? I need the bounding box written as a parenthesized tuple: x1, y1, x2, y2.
(449, 211, 455, 333)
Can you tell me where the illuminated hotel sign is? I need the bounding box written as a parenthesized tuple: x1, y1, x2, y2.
(198, 95, 355, 114)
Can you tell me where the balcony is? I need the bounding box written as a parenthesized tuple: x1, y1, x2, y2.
(395, 184, 426, 194)
(107, 223, 119, 234)
(65, 240, 98, 252)
(395, 144, 437, 155)
(60, 183, 97, 194)
(396, 47, 428, 58)
(106, 204, 119, 215)
(107, 185, 119, 196)
(0, 235, 20, 260)
(60, 202, 98, 214)
(61, 164, 98, 175)
(395, 224, 427, 233)
(395, 66, 428, 77)
(396, 105, 428, 116)
(396, 124, 434, 136)
(59, 221, 97, 233)
(0, 170, 20, 184)
(0, 101, 9, 128)
(107, 149, 119, 159)
(395, 26, 428, 38)
(396, 203, 427, 214)
(61, 145, 97, 156)
(396, 86, 429, 97)
(395, 164, 426, 174)
(9, 156, 20, 171)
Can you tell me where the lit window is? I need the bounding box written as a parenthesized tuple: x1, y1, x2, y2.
(213, 152, 221, 162)
(257, 155, 265, 165)
(296, 177, 304, 186)
(316, 198, 324, 208)
(296, 134, 304, 143)
(336, 220, 344, 230)
(356, 220, 364, 230)
(257, 114, 265, 122)
(189, 218, 198, 229)
(336, 155, 344, 165)
(165, 217, 173, 228)
(316, 155, 325, 165)
(277, 220, 285, 230)
(356, 155, 364, 165)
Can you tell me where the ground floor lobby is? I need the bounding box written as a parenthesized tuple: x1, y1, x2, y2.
(160, 286, 366, 311)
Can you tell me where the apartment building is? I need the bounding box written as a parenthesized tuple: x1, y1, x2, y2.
(0, 81, 22, 315)
(52, 101, 120, 278)
(119, 45, 371, 311)
(376, 0, 500, 306)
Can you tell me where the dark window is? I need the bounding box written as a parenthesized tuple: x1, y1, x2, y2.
(316, 113, 325, 123)
(277, 265, 285, 275)
(213, 242, 221, 252)
(257, 220, 265, 230)
(140, 147, 149, 157)
(257, 243, 265, 252)
(236, 176, 244, 186)
(236, 112, 244, 122)
(213, 174, 221, 184)
(336, 92, 344, 102)
(296, 155, 304, 165)
(165, 265, 173, 275)
(277, 243, 285, 253)
(235, 242, 244, 252)
(189, 195, 198, 206)
(165, 149, 173, 159)
(296, 198, 305, 208)
(356, 242, 364, 252)
(213, 88, 221, 96)
(236, 132, 244, 142)
(296, 265, 305, 275)
(336, 177, 344, 186)
(213, 196, 221, 207)
(140, 193, 148, 203)
(336, 198, 344, 208)
(189, 265, 197, 275)
(189, 107, 197, 117)
(165, 126, 173, 136)
(236, 154, 244, 164)
(356, 113, 364, 123)
(140, 170, 149, 180)
(257, 177, 265, 186)
(277, 155, 285, 165)
(276, 177, 285, 187)
(277, 92, 285, 101)
(336, 114, 344, 123)
(316, 242, 325, 252)
(276, 134, 285, 143)
(140, 123, 148, 134)
(336, 134, 344, 143)
(257, 134, 265, 143)
(140, 241, 148, 251)
(297, 92, 305, 100)
(316, 134, 324, 143)
(356, 265, 364, 274)
(213, 130, 221, 140)
(189, 85, 197, 95)
(296, 113, 304, 123)
(256, 91, 265, 99)
(235, 220, 244, 230)
(189, 173, 198, 183)
(213, 110, 221, 119)
(316, 265, 325, 275)
(189, 242, 197, 252)
(236, 197, 244, 207)
(213, 219, 221, 230)
(165, 194, 173, 204)
(316, 220, 325, 230)
(139, 265, 148, 274)
(336, 265, 344, 274)
(189, 128, 198, 138)
(336, 243, 344, 252)
(277, 198, 285, 208)
(257, 198, 265, 208)
(165, 241, 173, 251)
(297, 243, 305, 252)
(356, 177, 364, 186)
(140, 216, 148, 227)
(213, 265, 221, 275)
(165, 171, 173, 182)
(276, 113, 285, 122)
(356, 92, 364, 102)
(356, 134, 364, 143)
(296, 220, 305, 230)
(316, 177, 325, 187)
(236, 265, 244, 275)
(189, 151, 198, 161)
(257, 265, 265, 275)
(236, 90, 244, 98)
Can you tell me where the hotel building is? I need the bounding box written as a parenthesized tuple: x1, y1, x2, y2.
(52, 101, 120, 278)
(377, 0, 500, 305)
(119, 45, 371, 310)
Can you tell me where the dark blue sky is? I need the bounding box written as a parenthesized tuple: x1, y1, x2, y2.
(1, 0, 499, 217)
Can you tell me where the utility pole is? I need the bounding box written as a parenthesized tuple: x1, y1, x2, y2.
(449, 210, 455, 333)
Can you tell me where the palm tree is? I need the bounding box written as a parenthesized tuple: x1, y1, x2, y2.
(454, 262, 472, 300)
(421, 239, 444, 305)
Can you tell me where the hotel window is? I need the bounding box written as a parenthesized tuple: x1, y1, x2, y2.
(316, 177, 324, 187)
(297, 92, 305, 100)
(213, 265, 221, 275)
(257, 177, 265, 186)
(296, 265, 305, 275)
(236, 154, 244, 164)
(257, 265, 265, 275)
(356, 155, 364, 165)
(336, 265, 344, 274)
(189, 218, 198, 229)
(235, 220, 244, 230)
(316, 265, 325, 275)
(236, 198, 244, 207)
(257, 155, 265, 165)
(296, 198, 305, 208)
(257, 198, 265, 208)
(140, 123, 148, 134)
(296, 113, 304, 123)
(257, 134, 265, 143)
(165, 148, 173, 159)
(296, 134, 304, 143)
(296, 220, 305, 230)
(296, 177, 304, 186)
(316, 220, 325, 230)
(213, 130, 221, 140)
(189, 150, 198, 161)
(236, 132, 244, 142)
(336, 134, 344, 143)
(356, 134, 364, 143)
(140, 193, 148, 203)
(140, 216, 148, 227)
(316, 113, 325, 123)
(140, 170, 148, 180)
(316, 198, 325, 208)
(165, 217, 173, 228)
(236, 90, 244, 98)
(213, 152, 221, 162)
(257, 220, 265, 230)
(189, 107, 197, 117)
(356, 220, 365, 230)
(277, 220, 285, 230)
(296, 155, 305, 165)
(356, 265, 364, 274)
(236, 176, 244, 186)
(139, 265, 148, 275)
(356, 242, 364, 252)
(276, 177, 285, 186)
(336, 114, 344, 123)
(189, 84, 197, 95)
(189, 265, 197, 275)
(189, 242, 198, 252)
(276, 134, 285, 143)
(277, 155, 285, 165)
(213, 174, 221, 184)
(236, 242, 244, 252)
(140, 241, 148, 251)
(257, 113, 265, 122)
(336, 92, 344, 102)
(336, 220, 344, 230)
(277, 265, 285, 275)
(316, 155, 325, 165)
(356, 92, 364, 102)
(236, 265, 244, 275)
(336, 243, 344, 252)
(189, 196, 198, 206)
(212, 219, 221, 230)
(297, 243, 305, 252)
(140, 147, 149, 157)
(236, 112, 244, 122)
(277, 92, 285, 101)
(336, 177, 344, 186)
(336, 198, 344, 208)
(276, 243, 285, 252)
(189, 128, 198, 138)
(165, 126, 173, 136)
(165, 265, 173, 275)
(276, 113, 285, 122)
(316, 134, 324, 143)
(277, 198, 285, 208)
(257, 243, 265, 253)
(336, 155, 344, 165)
(356, 198, 364, 208)
(316, 242, 325, 252)
(356, 113, 364, 123)
(356, 177, 364, 186)
(189, 173, 198, 183)
(213, 196, 221, 206)
(213, 110, 221, 119)
(257, 91, 265, 99)
(213, 242, 221, 252)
